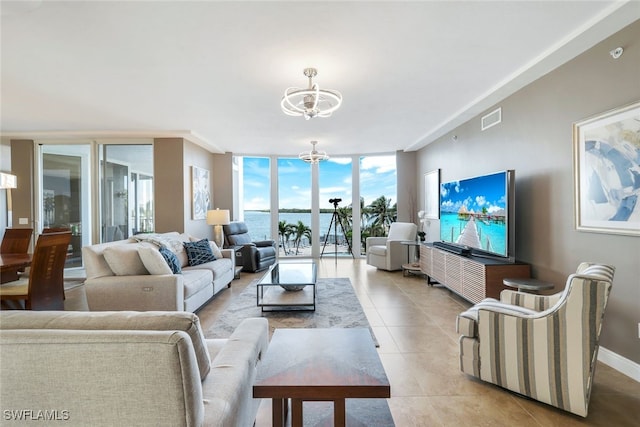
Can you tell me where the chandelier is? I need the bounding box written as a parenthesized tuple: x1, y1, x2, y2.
(281, 68, 342, 120)
(299, 141, 329, 164)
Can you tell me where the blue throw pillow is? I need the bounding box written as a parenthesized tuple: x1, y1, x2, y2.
(183, 239, 216, 266)
(159, 246, 182, 274)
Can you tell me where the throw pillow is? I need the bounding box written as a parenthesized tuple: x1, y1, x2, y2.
(190, 235, 223, 259)
(209, 240, 223, 259)
(134, 232, 190, 267)
(159, 246, 182, 274)
(183, 239, 216, 266)
(103, 245, 149, 276)
(138, 247, 173, 275)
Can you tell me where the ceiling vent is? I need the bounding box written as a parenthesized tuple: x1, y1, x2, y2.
(481, 107, 502, 131)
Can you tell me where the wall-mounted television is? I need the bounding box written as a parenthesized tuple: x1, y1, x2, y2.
(439, 170, 515, 261)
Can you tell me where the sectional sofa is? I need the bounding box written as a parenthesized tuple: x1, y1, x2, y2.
(82, 232, 235, 312)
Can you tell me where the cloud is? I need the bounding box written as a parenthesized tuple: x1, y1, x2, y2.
(360, 155, 396, 173)
(329, 158, 352, 165)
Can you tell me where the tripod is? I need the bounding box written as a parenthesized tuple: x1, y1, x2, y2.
(321, 200, 354, 262)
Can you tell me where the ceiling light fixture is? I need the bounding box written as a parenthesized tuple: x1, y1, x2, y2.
(281, 68, 342, 120)
(299, 141, 329, 164)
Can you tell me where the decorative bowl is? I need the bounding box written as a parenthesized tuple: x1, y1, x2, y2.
(280, 284, 305, 292)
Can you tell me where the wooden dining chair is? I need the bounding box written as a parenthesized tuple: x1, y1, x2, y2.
(0, 231, 71, 310)
(0, 228, 33, 254)
(42, 227, 71, 234)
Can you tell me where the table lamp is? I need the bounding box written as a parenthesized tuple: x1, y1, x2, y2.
(0, 172, 18, 227)
(206, 209, 230, 248)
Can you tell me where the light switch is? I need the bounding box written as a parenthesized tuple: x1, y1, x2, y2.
(18, 218, 29, 225)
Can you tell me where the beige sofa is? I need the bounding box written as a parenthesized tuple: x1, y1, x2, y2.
(82, 232, 235, 312)
(0, 310, 269, 427)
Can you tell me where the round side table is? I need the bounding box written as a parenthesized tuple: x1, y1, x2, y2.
(503, 277, 554, 293)
(402, 262, 423, 277)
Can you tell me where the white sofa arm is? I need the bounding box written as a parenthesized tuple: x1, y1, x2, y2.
(221, 248, 235, 268)
(85, 274, 184, 311)
(366, 236, 387, 247)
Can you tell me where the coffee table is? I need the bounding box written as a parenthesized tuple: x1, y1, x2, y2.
(253, 328, 391, 427)
(257, 262, 317, 312)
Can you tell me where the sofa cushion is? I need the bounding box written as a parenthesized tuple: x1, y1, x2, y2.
(182, 269, 214, 300)
(183, 257, 233, 281)
(0, 310, 212, 381)
(138, 247, 173, 275)
(103, 244, 149, 276)
(184, 239, 216, 266)
(159, 246, 182, 274)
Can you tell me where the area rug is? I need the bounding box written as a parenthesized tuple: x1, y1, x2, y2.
(206, 278, 378, 346)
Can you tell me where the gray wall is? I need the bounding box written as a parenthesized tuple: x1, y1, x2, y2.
(154, 138, 224, 241)
(416, 21, 640, 363)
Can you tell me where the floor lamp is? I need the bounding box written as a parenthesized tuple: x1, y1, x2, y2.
(0, 172, 18, 228)
(207, 209, 230, 248)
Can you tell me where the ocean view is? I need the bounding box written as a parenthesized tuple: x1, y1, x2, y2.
(243, 210, 352, 256)
(243, 211, 341, 240)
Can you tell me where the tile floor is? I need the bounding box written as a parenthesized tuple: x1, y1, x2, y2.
(194, 258, 639, 427)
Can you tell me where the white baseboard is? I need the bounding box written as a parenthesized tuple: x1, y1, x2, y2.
(598, 346, 640, 382)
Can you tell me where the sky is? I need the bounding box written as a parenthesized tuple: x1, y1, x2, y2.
(439, 171, 508, 214)
(241, 155, 397, 211)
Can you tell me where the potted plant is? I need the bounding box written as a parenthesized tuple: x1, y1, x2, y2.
(417, 210, 427, 241)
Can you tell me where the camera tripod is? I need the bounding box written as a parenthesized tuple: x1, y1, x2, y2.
(321, 199, 354, 262)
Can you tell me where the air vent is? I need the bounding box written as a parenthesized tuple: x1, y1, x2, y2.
(481, 107, 502, 131)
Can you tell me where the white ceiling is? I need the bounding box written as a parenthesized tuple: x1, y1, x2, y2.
(1, 1, 638, 157)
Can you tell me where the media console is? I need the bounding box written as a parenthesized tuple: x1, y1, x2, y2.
(420, 243, 530, 303)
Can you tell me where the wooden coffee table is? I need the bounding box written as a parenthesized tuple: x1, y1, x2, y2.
(253, 328, 391, 427)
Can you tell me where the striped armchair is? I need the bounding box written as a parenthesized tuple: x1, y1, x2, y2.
(456, 263, 615, 417)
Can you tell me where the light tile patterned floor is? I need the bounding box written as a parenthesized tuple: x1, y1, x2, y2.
(68, 258, 640, 426)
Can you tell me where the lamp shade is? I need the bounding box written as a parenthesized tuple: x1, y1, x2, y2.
(0, 172, 17, 189)
(206, 209, 230, 225)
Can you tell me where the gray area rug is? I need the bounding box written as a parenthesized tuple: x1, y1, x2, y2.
(206, 277, 378, 346)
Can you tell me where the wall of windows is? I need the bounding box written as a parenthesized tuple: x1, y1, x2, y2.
(236, 153, 396, 259)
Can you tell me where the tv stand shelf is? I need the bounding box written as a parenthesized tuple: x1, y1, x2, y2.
(420, 243, 530, 303)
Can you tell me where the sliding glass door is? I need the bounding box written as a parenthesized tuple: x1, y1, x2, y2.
(40, 144, 92, 268)
(37, 142, 154, 268)
(99, 144, 154, 241)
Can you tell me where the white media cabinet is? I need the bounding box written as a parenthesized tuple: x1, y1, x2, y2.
(420, 243, 530, 303)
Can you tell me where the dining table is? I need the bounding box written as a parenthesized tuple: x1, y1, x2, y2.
(0, 253, 33, 284)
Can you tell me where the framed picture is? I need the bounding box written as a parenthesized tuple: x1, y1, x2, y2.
(424, 169, 440, 220)
(573, 101, 640, 236)
(191, 166, 211, 220)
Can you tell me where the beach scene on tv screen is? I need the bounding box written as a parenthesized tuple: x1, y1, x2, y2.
(440, 171, 507, 256)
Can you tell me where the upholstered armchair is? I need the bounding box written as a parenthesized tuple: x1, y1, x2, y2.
(365, 222, 418, 271)
(456, 263, 615, 417)
(223, 221, 277, 273)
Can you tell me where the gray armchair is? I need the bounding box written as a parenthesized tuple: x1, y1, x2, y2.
(223, 221, 277, 273)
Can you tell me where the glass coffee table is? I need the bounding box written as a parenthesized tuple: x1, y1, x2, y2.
(257, 262, 317, 312)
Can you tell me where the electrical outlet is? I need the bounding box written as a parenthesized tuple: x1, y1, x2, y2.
(18, 218, 28, 225)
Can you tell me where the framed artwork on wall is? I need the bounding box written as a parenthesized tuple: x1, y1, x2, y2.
(191, 166, 211, 220)
(573, 100, 640, 236)
(424, 169, 440, 220)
